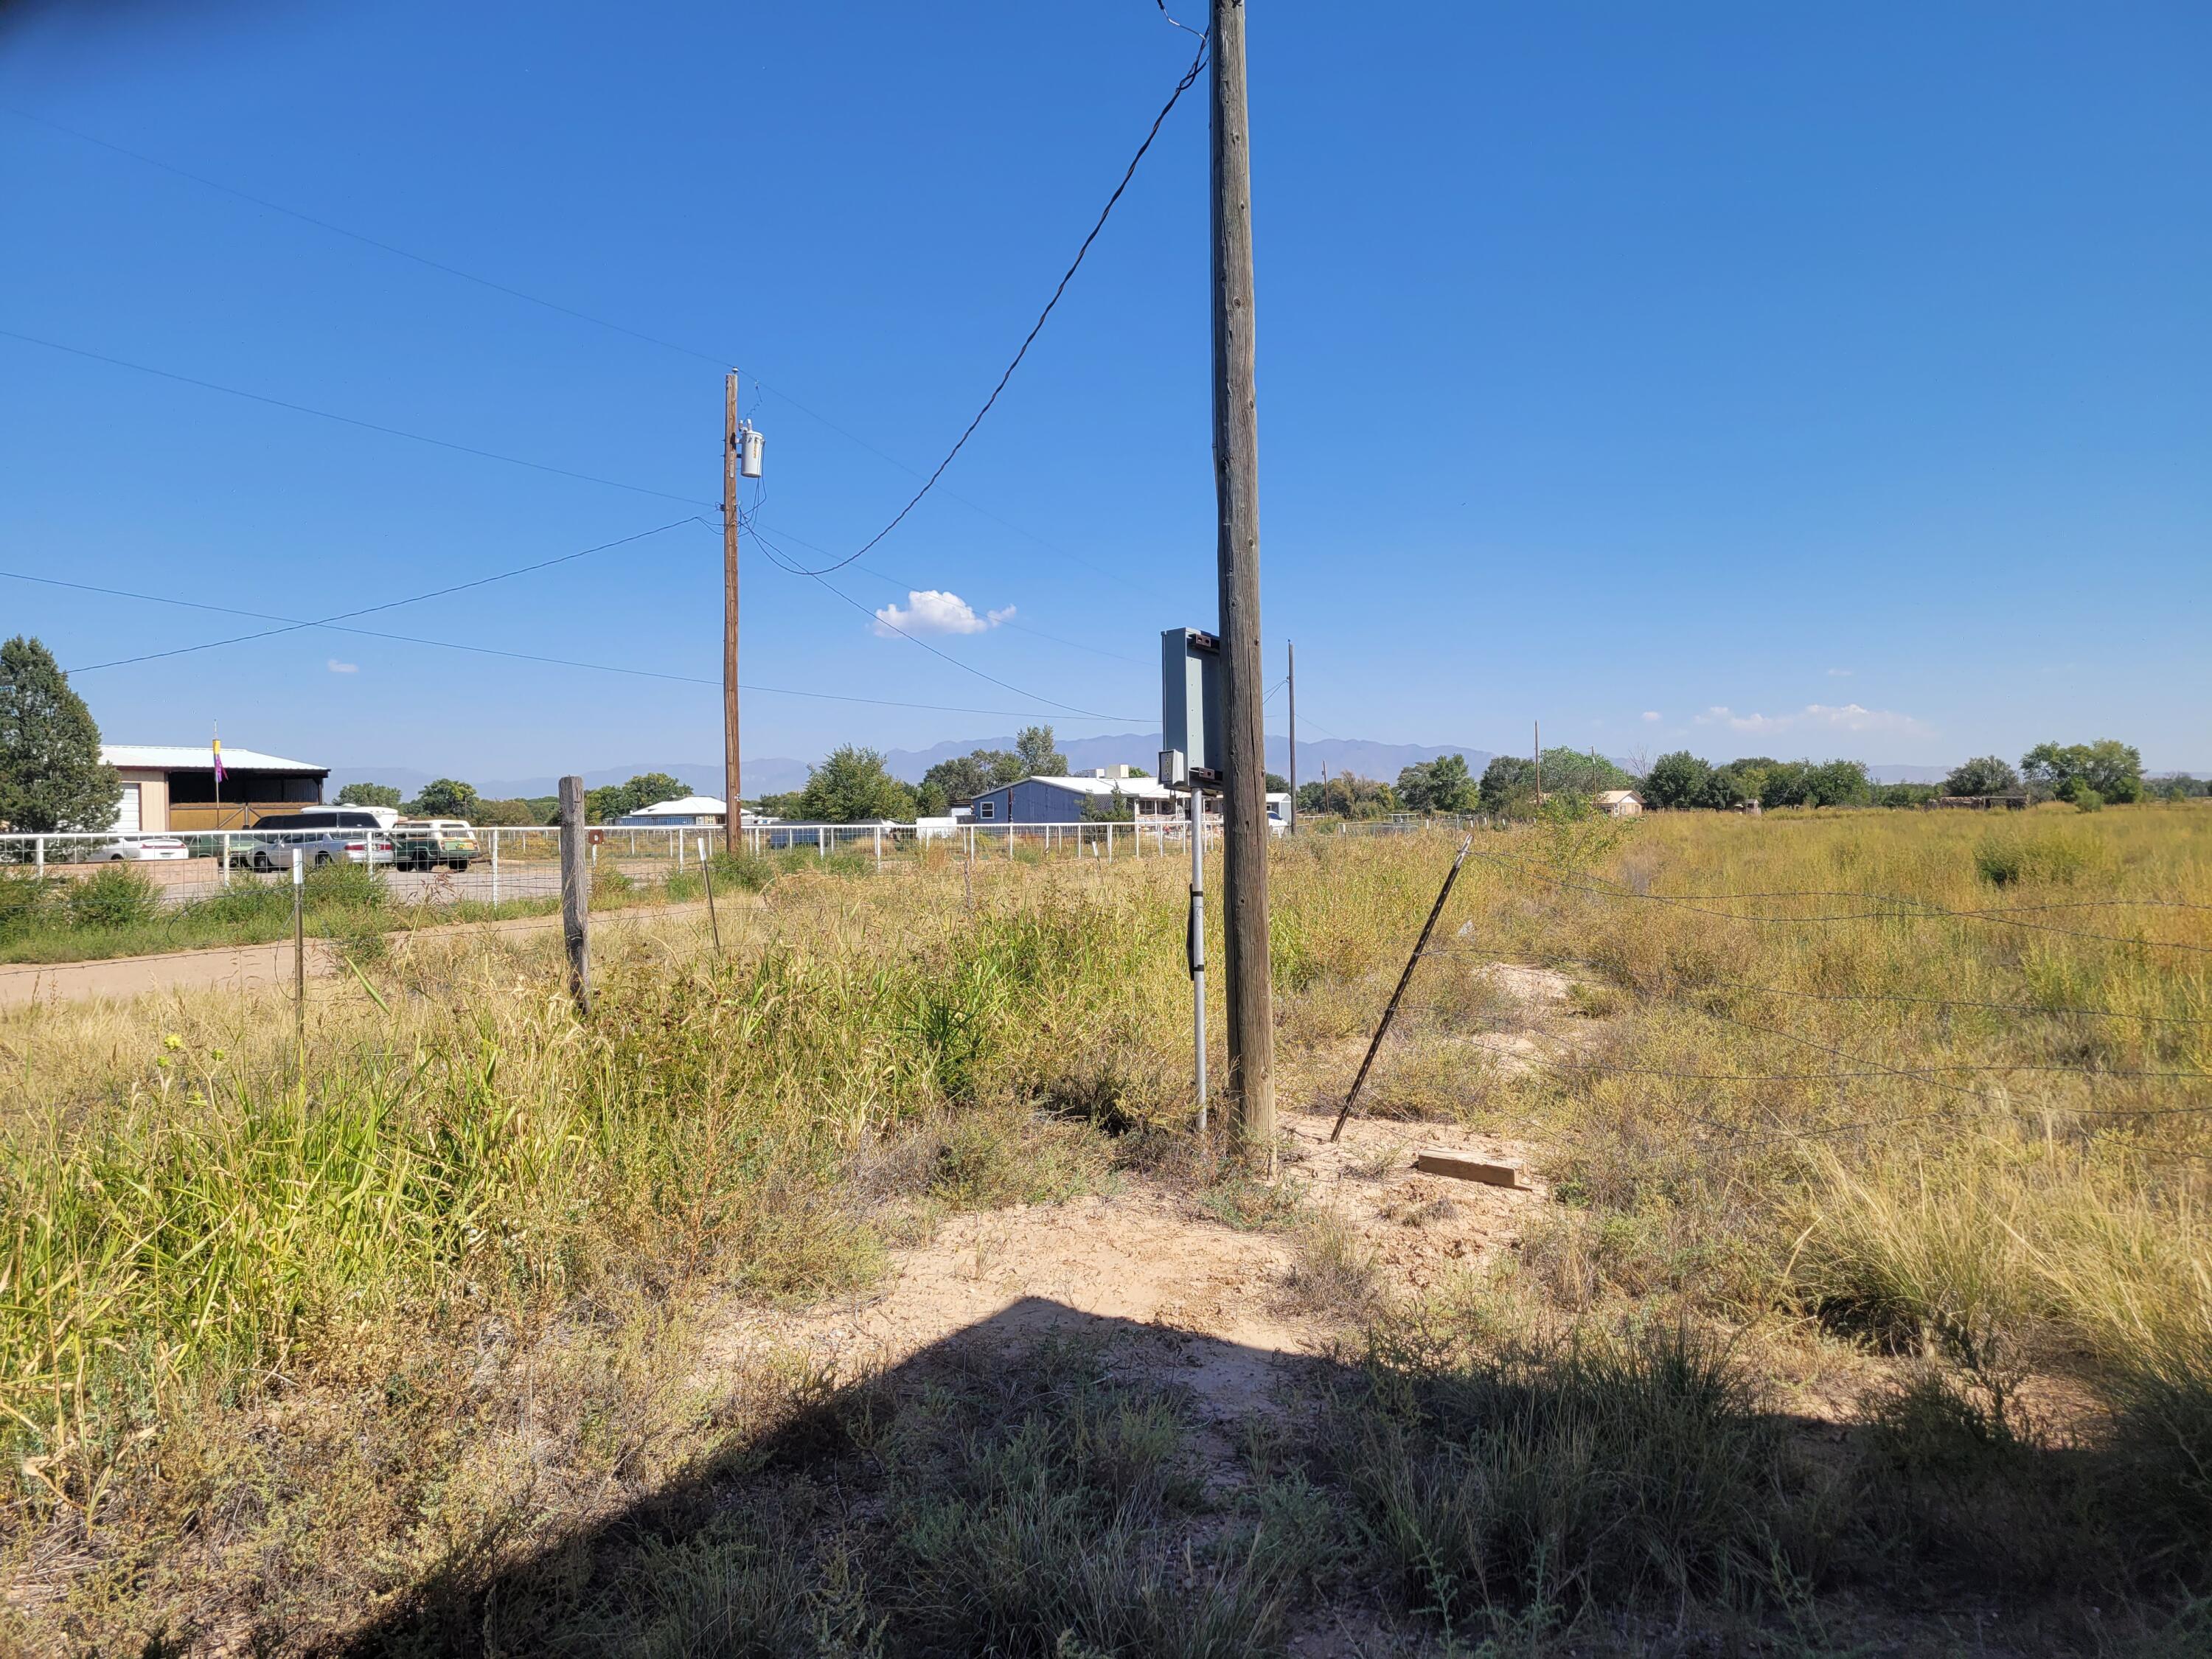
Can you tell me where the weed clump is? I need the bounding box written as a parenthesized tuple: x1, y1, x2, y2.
(1335, 1318, 1813, 1628)
(65, 864, 161, 928)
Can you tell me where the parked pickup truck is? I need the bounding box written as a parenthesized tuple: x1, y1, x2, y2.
(392, 818, 479, 872)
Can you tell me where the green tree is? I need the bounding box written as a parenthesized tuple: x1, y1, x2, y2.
(1265, 771, 1290, 794)
(410, 778, 480, 818)
(797, 746, 917, 823)
(1801, 759, 1872, 807)
(337, 782, 403, 810)
(621, 772, 690, 812)
(1479, 754, 1539, 815)
(1015, 726, 1068, 778)
(915, 781, 951, 818)
(470, 798, 539, 827)
(1943, 756, 2022, 797)
(1694, 765, 1751, 810)
(1081, 786, 1135, 822)
(0, 636, 122, 834)
(1295, 780, 1326, 814)
(1398, 754, 1479, 814)
(2022, 740, 2143, 805)
(1316, 773, 1396, 818)
(1640, 751, 1711, 810)
(1538, 748, 1633, 796)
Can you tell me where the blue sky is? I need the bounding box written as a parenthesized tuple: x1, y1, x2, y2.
(4, 0, 2207, 779)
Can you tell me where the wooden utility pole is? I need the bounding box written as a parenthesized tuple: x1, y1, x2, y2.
(1534, 720, 1542, 804)
(1211, 0, 1274, 1156)
(723, 372, 742, 853)
(1286, 640, 1297, 835)
(559, 776, 591, 1015)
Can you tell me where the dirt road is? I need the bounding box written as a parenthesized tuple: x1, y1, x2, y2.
(0, 902, 711, 1009)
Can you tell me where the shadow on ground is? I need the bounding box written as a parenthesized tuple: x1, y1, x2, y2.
(316, 1293, 2190, 1658)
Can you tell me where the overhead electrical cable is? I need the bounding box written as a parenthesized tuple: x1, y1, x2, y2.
(0, 328, 715, 507)
(768, 30, 1210, 575)
(54, 520, 701, 672)
(743, 522, 1142, 723)
(6, 100, 1185, 605)
(745, 514, 1147, 666)
(1, 566, 1132, 722)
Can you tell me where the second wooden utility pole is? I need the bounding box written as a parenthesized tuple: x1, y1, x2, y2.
(1286, 640, 1297, 835)
(1211, 0, 1275, 1155)
(723, 371, 742, 855)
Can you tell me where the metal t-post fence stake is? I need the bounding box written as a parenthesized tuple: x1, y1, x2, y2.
(1189, 782, 1208, 1132)
(490, 829, 500, 905)
(700, 837, 722, 953)
(1330, 835, 1473, 1142)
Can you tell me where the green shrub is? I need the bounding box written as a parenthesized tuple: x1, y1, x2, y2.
(2076, 788, 2107, 814)
(302, 860, 389, 911)
(0, 870, 55, 939)
(709, 850, 777, 893)
(65, 866, 161, 930)
(1973, 830, 2098, 886)
(185, 884, 293, 927)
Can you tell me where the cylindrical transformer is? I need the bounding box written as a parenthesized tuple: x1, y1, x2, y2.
(740, 425, 765, 479)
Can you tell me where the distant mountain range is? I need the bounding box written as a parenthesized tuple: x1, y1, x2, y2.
(326, 751, 1978, 802)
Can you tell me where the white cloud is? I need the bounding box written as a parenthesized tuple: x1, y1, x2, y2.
(1641, 710, 1661, 723)
(872, 590, 1013, 638)
(1826, 667, 1854, 678)
(327, 658, 358, 674)
(1694, 702, 1933, 737)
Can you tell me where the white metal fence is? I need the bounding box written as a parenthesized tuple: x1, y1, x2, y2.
(0, 817, 1251, 914)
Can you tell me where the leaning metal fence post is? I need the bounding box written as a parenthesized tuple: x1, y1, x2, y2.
(1330, 835, 1473, 1143)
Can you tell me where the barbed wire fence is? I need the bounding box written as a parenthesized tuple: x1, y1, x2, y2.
(1324, 828, 2212, 1170)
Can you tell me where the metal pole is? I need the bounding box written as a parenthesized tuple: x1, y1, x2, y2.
(723, 370, 742, 855)
(1211, 0, 1274, 1157)
(559, 776, 591, 1015)
(1189, 784, 1208, 1131)
(818, 824, 827, 861)
(874, 824, 882, 872)
(220, 831, 229, 886)
(291, 848, 305, 1048)
(1330, 837, 1473, 1141)
(490, 828, 500, 905)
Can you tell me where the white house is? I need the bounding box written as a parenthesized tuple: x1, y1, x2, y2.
(1594, 790, 1644, 818)
(616, 795, 728, 827)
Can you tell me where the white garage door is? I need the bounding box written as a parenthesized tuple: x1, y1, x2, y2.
(114, 783, 140, 833)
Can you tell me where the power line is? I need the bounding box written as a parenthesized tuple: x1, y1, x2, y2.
(769, 31, 1210, 575)
(745, 515, 1149, 667)
(745, 522, 1143, 723)
(0, 328, 714, 508)
(2, 102, 734, 373)
(52, 520, 703, 672)
(7, 101, 1185, 608)
(1, 563, 1135, 722)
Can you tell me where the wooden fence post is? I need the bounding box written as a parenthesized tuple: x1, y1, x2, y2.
(560, 776, 591, 1015)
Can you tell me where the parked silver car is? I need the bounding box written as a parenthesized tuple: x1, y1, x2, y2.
(243, 808, 394, 872)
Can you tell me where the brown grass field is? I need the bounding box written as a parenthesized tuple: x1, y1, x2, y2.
(2, 804, 2208, 1655)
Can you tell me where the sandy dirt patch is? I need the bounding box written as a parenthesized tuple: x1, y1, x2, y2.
(709, 1107, 1548, 1424)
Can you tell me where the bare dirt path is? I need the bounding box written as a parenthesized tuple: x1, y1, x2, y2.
(0, 902, 712, 1009)
(711, 1107, 1548, 1425)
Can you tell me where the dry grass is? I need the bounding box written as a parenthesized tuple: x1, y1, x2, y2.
(2, 805, 2209, 1652)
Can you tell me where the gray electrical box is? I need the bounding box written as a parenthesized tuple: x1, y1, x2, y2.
(1161, 627, 1224, 788)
